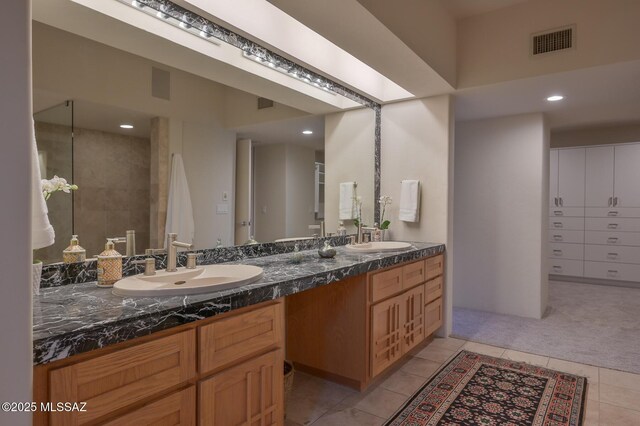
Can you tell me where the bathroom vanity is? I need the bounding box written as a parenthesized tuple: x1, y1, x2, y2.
(32, 242, 445, 425)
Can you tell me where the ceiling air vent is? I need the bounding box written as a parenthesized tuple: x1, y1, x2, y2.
(531, 25, 575, 56)
(257, 97, 274, 110)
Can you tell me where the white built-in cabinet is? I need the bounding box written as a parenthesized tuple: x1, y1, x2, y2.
(549, 143, 640, 283)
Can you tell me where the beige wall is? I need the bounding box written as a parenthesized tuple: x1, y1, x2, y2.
(254, 144, 287, 242)
(380, 95, 454, 335)
(454, 113, 549, 319)
(325, 108, 376, 233)
(252, 143, 317, 242)
(285, 144, 318, 238)
(457, 0, 640, 88)
(551, 122, 640, 148)
(0, 2, 31, 424)
(181, 122, 236, 249)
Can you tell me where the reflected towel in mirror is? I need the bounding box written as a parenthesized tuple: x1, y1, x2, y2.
(339, 181, 356, 220)
(164, 153, 195, 248)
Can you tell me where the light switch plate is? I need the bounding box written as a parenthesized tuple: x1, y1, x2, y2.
(216, 204, 229, 214)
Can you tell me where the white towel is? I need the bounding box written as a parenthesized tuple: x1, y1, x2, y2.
(31, 119, 55, 250)
(339, 182, 356, 220)
(399, 180, 420, 222)
(164, 154, 195, 248)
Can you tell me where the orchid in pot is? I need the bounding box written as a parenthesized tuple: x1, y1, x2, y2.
(33, 176, 78, 294)
(379, 195, 392, 230)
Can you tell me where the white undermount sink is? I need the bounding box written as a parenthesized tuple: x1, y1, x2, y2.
(344, 241, 413, 253)
(112, 264, 264, 297)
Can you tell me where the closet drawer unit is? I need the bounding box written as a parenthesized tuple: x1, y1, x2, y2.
(549, 259, 583, 277)
(585, 231, 640, 247)
(585, 217, 640, 232)
(199, 302, 283, 375)
(549, 207, 585, 217)
(402, 260, 426, 290)
(549, 243, 584, 260)
(585, 207, 640, 218)
(425, 254, 444, 280)
(584, 261, 640, 282)
(548, 230, 584, 244)
(549, 217, 584, 230)
(424, 276, 443, 304)
(585, 245, 640, 264)
(48, 330, 196, 425)
(370, 267, 403, 303)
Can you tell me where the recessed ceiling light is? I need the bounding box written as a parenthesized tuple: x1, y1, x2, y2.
(302, 130, 313, 135)
(546, 95, 564, 102)
(120, 124, 134, 129)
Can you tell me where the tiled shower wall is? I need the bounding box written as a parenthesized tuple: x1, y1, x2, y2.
(35, 122, 150, 261)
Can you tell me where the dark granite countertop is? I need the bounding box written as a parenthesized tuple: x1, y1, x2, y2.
(33, 242, 444, 365)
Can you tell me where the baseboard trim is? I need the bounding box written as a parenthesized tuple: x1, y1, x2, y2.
(549, 274, 640, 289)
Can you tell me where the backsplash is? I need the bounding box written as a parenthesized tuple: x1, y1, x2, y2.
(40, 235, 352, 288)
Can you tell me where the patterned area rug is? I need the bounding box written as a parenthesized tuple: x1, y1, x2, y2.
(385, 350, 587, 426)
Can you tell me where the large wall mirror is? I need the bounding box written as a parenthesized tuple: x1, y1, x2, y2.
(32, 17, 376, 265)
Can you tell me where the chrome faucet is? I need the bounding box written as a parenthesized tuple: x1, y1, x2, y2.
(359, 226, 377, 244)
(166, 233, 194, 272)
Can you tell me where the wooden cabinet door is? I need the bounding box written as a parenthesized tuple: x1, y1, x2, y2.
(558, 148, 586, 207)
(425, 298, 443, 337)
(586, 146, 614, 207)
(550, 149, 559, 206)
(371, 295, 403, 377)
(402, 285, 425, 354)
(614, 143, 640, 207)
(199, 349, 284, 426)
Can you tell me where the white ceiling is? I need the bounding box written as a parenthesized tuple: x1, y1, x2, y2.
(439, 0, 530, 20)
(455, 59, 640, 130)
(35, 99, 153, 138)
(235, 115, 325, 150)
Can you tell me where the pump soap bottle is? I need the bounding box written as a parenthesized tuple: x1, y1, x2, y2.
(97, 238, 123, 287)
(63, 235, 86, 264)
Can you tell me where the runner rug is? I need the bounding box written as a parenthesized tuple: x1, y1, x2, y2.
(385, 350, 587, 426)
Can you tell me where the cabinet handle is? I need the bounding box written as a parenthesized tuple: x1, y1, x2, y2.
(608, 197, 613, 207)
(608, 211, 619, 217)
(607, 237, 619, 243)
(614, 197, 619, 206)
(554, 211, 563, 216)
(553, 235, 563, 241)
(552, 265, 562, 272)
(559, 197, 563, 206)
(553, 222, 563, 228)
(552, 249, 562, 256)
(553, 197, 558, 207)
(607, 253, 619, 260)
(607, 223, 619, 229)
(607, 270, 618, 277)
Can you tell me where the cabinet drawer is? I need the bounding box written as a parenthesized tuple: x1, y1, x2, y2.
(549, 217, 584, 230)
(49, 330, 196, 426)
(199, 302, 283, 375)
(370, 267, 403, 303)
(586, 207, 640, 218)
(585, 245, 640, 264)
(549, 207, 585, 217)
(585, 231, 640, 247)
(425, 254, 444, 280)
(424, 298, 443, 337)
(102, 386, 195, 426)
(549, 259, 583, 277)
(548, 230, 584, 244)
(584, 261, 640, 282)
(425, 276, 443, 304)
(403, 260, 426, 289)
(586, 217, 640, 232)
(549, 243, 584, 260)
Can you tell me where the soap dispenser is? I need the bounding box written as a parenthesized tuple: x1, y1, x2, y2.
(97, 238, 123, 287)
(63, 235, 86, 264)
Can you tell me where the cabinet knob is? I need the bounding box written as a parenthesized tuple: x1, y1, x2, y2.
(607, 223, 619, 229)
(608, 211, 619, 217)
(554, 211, 563, 216)
(607, 253, 619, 260)
(607, 237, 619, 244)
(607, 270, 618, 277)
(553, 222, 563, 228)
(553, 249, 562, 256)
(553, 235, 563, 241)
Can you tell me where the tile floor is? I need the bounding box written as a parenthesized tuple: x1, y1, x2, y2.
(285, 338, 640, 426)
